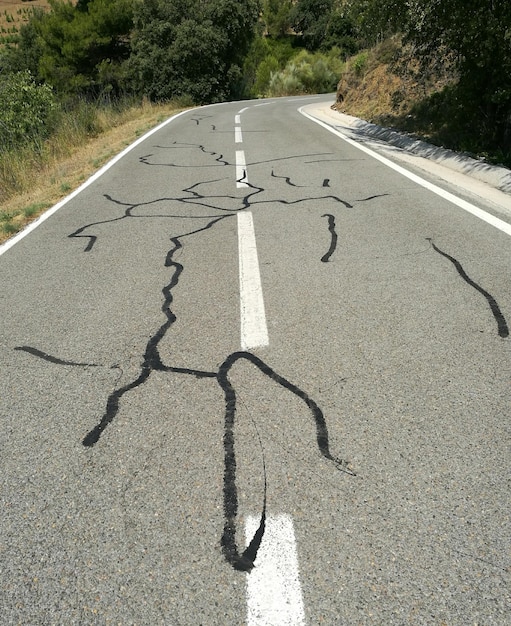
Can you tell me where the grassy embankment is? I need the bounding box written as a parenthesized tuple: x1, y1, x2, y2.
(334, 38, 456, 140)
(0, 100, 185, 244)
(0, 1, 187, 245)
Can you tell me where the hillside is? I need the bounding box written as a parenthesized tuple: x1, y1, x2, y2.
(0, 0, 50, 45)
(333, 39, 460, 153)
(333, 37, 510, 169)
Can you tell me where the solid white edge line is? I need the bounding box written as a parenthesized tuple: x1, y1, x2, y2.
(237, 211, 269, 350)
(0, 109, 191, 257)
(299, 107, 511, 238)
(245, 514, 306, 626)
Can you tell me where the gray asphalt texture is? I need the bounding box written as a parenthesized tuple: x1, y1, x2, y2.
(1, 95, 510, 625)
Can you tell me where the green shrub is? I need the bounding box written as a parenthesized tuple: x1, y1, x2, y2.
(244, 35, 299, 97)
(267, 69, 303, 96)
(352, 51, 369, 76)
(265, 49, 341, 97)
(0, 70, 59, 152)
(254, 55, 280, 95)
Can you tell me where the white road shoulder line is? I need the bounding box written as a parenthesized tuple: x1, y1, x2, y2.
(246, 514, 306, 626)
(299, 107, 511, 238)
(237, 211, 268, 350)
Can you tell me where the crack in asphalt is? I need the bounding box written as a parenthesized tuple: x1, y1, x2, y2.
(140, 141, 230, 167)
(218, 350, 353, 571)
(427, 238, 509, 338)
(14, 346, 113, 368)
(271, 169, 305, 188)
(19, 139, 358, 571)
(321, 213, 338, 263)
(355, 193, 390, 202)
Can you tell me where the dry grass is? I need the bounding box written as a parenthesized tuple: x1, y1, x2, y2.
(334, 39, 457, 131)
(334, 41, 421, 121)
(0, 101, 185, 245)
(336, 63, 407, 121)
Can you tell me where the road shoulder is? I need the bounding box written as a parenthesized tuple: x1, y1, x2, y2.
(302, 101, 511, 219)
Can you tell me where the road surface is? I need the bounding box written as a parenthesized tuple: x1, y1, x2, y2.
(1, 95, 510, 624)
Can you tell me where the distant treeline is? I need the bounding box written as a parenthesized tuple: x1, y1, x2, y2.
(1, 0, 510, 162)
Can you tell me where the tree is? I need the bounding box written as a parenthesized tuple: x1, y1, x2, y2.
(0, 8, 47, 76)
(346, 0, 407, 45)
(321, 6, 359, 55)
(290, 0, 335, 50)
(129, 0, 261, 103)
(262, 0, 293, 38)
(33, 0, 134, 96)
(406, 0, 511, 153)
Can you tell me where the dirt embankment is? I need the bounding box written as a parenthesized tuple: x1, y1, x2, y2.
(332, 38, 456, 143)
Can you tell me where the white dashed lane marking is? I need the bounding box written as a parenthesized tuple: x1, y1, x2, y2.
(236, 150, 249, 188)
(237, 210, 268, 350)
(245, 514, 306, 625)
(236, 108, 304, 625)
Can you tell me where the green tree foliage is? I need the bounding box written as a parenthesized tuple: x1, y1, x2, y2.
(321, 7, 359, 55)
(0, 70, 59, 151)
(265, 48, 343, 96)
(39, 0, 133, 95)
(128, 0, 261, 103)
(0, 8, 46, 76)
(243, 35, 297, 96)
(290, 0, 335, 50)
(262, 0, 293, 38)
(288, 0, 359, 54)
(346, 0, 407, 44)
(17, 0, 134, 97)
(401, 0, 511, 157)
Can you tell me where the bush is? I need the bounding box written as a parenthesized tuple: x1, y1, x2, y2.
(254, 55, 280, 95)
(267, 68, 303, 96)
(265, 49, 342, 97)
(243, 35, 298, 97)
(0, 70, 59, 151)
(352, 51, 369, 76)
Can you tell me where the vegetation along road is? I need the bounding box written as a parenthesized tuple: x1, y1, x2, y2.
(1, 94, 510, 624)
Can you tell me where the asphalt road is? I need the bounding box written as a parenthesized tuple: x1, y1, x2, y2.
(1, 95, 510, 625)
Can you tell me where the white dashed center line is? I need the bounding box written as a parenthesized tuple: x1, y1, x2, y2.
(237, 107, 304, 624)
(245, 514, 306, 625)
(236, 150, 249, 188)
(237, 211, 268, 350)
